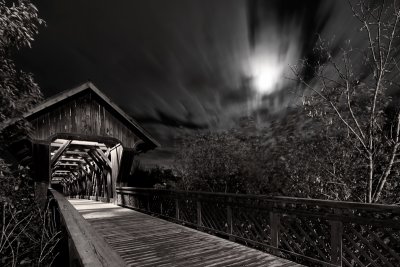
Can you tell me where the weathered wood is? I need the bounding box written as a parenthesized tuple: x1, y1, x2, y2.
(197, 200, 202, 227)
(83, 158, 96, 173)
(51, 140, 72, 166)
(23, 82, 159, 150)
(175, 198, 180, 220)
(227, 197, 234, 241)
(87, 150, 104, 170)
(7, 83, 160, 203)
(110, 145, 122, 203)
(106, 171, 112, 202)
(116, 187, 400, 213)
(56, 162, 79, 167)
(116, 148, 135, 186)
(57, 157, 85, 163)
(116, 187, 400, 267)
(270, 211, 281, 248)
(64, 150, 89, 156)
(95, 148, 112, 169)
(70, 199, 301, 267)
(50, 189, 126, 266)
(330, 209, 343, 266)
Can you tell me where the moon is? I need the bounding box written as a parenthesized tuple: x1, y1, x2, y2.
(251, 55, 283, 95)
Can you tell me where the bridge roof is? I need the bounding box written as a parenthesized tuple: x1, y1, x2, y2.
(24, 82, 160, 149)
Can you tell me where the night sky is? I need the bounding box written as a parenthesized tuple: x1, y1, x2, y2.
(17, 0, 361, 167)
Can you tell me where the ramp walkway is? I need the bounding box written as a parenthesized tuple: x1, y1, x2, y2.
(69, 199, 302, 267)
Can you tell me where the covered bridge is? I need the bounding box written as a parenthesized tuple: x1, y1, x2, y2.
(3, 82, 400, 267)
(8, 81, 159, 203)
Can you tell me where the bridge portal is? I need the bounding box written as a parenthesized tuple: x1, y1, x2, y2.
(7, 82, 159, 204)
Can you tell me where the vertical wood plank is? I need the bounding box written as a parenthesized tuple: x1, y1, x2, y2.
(197, 200, 202, 227)
(227, 197, 234, 241)
(71, 100, 77, 133)
(270, 211, 281, 248)
(116, 148, 134, 187)
(110, 145, 123, 203)
(22, 90, 149, 151)
(330, 209, 343, 266)
(175, 198, 180, 220)
(106, 170, 112, 202)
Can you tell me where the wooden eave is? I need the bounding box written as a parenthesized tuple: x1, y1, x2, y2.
(22, 82, 160, 149)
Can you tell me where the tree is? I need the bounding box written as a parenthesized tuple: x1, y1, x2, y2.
(0, 0, 44, 204)
(173, 117, 288, 195)
(0, 1, 61, 266)
(0, 0, 43, 129)
(264, 109, 368, 201)
(291, 0, 400, 203)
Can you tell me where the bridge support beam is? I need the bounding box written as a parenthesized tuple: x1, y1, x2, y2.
(116, 147, 135, 188)
(110, 144, 123, 204)
(31, 140, 50, 208)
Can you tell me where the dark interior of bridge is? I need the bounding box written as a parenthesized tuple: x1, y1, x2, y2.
(50, 138, 122, 201)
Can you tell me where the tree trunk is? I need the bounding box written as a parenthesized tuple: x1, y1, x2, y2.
(367, 155, 373, 203)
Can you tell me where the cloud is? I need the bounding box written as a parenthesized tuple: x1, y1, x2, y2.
(17, 0, 366, 166)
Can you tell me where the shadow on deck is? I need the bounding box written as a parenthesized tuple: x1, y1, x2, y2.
(69, 199, 302, 267)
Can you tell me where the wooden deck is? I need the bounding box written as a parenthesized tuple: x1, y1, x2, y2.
(69, 199, 302, 267)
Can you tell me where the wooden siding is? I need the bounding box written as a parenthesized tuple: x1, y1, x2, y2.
(28, 92, 139, 147)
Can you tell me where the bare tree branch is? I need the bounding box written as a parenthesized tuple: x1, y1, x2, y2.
(373, 112, 400, 202)
(290, 66, 369, 153)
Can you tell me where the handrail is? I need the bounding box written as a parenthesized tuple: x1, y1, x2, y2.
(116, 187, 400, 267)
(117, 186, 400, 212)
(50, 189, 126, 267)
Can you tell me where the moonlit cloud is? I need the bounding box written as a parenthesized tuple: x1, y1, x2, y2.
(248, 20, 301, 96)
(18, 0, 358, 166)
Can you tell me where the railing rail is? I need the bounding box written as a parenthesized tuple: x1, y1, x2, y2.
(116, 187, 400, 267)
(50, 189, 126, 267)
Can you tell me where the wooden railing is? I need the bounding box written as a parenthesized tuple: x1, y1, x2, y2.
(116, 187, 400, 267)
(50, 189, 126, 267)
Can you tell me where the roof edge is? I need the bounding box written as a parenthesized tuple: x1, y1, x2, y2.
(23, 82, 160, 148)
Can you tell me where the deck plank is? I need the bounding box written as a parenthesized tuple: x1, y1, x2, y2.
(69, 199, 303, 267)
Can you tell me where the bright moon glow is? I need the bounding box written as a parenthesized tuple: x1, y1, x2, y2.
(248, 20, 301, 95)
(251, 55, 284, 94)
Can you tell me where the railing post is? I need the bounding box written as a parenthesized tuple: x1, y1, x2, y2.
(175, 198, 180, 220)
(146, 194, 150, 212)
(227, 197, 234, 241)
(269, 209, 281, 248)
(330, 209, 343, 266)
(197, 199, 202, 228)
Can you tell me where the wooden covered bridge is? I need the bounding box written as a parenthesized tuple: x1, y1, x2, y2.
(5, 82, 400, 266)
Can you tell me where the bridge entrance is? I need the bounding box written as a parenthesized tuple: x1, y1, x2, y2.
(6, 82, 159, 204)
(50, 136, 122, 202)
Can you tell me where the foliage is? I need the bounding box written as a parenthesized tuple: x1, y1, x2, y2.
(0, 1, 62, 266)
(129, 160, 177, 189)
(0, 0, 43, 140)
(173, 117, 288, 194)
(291, 0, 400, 203)
(0, 159, 62, 266)
(174, 0, 400, 205)
(263, 109, 371, 202)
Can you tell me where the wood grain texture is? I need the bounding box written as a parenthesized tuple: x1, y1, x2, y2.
(69, 199, 303, 267)
(19, 82, 159, 149)
(29, 92, 138, 147)
(51, 190, 127, 267)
